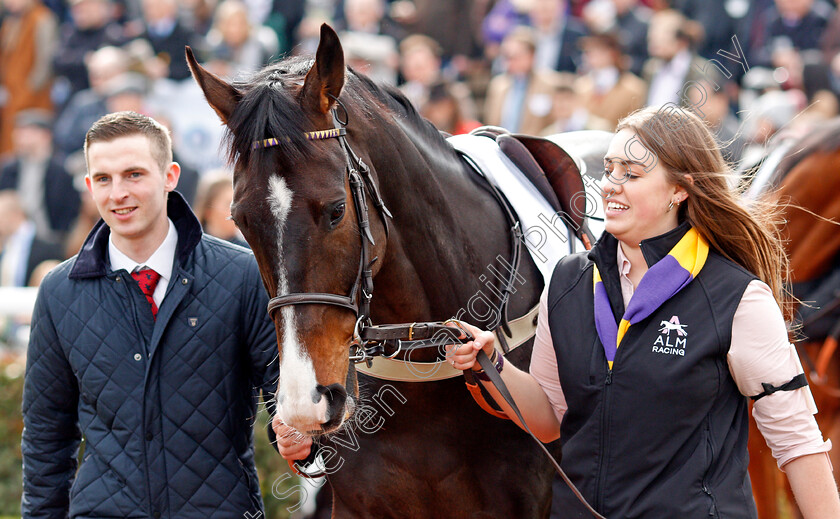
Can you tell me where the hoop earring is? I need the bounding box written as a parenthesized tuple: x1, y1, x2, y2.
(667, 200, 674, 212)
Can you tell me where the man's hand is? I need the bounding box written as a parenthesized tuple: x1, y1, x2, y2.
(272, 415, 312, 461)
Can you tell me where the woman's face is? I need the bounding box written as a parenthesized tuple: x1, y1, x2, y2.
(600, 128, 686, 246)
(220, 10, 250, 47)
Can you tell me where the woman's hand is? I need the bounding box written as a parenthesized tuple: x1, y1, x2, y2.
(445, 321, 496, 371)
(271, 415, 312, 461)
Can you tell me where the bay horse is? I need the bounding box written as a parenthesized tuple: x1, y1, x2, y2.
(187, 24, 605, 518)
(744, 118, 840, 518)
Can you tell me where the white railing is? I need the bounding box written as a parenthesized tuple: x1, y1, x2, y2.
(0, 287, 37, 349)
(0, 287, 38, 318)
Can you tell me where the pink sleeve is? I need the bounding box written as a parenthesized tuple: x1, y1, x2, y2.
(727, 280, 831, 470)
(529, 286, 568, 425)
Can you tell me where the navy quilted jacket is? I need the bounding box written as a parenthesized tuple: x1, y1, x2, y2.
(22, 193, 279, 518)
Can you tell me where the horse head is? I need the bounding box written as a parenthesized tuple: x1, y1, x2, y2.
(187, 25, 389, 435)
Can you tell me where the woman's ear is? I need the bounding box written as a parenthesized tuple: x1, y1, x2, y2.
(676, 173, 694, 203)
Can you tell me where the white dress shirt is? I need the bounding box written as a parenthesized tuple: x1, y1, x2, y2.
(646, 49, 693, 107)
(108, 219, 178, 308)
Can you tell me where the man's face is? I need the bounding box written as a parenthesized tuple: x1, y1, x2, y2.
(12, 125, 52, 158)
(85, 134, 179, 252)
(502, 39, 534, 76)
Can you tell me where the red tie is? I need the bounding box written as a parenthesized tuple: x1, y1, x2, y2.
(131, 268, 161, 318)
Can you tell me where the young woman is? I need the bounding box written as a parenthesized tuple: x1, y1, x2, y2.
(448, 107, 840, 518)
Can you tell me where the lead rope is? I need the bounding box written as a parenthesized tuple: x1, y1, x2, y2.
(476, 351, 607, 519)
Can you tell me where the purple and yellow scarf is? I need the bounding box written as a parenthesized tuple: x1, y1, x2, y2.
(594, 228, 709, 369)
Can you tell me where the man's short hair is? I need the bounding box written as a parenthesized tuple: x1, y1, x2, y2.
(84, 111, 172, 174)
(503, 26, 538, 55)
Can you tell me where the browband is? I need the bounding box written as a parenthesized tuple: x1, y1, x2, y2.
(251, 127, 347, 150)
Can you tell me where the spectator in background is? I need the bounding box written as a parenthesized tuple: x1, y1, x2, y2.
(178, 0, 217, 35)
(672, 0, 738, 62)
(205, 0, 278, 81)
(53, 45, 129, 156)
(52, 0, 126, 105)
(481, 0, 531, 62)
(420, 82, 481, 135)
(103, 72, 150, 113)
(395, 0, 481, 74)
(684, 78, 747, 164)
(0, 110, 80, 242)
(399, 34, 477, 119)
(484, 27, 559, 134)
(753, 0, 831, 68)
(131, 0, 201, 80)
(0, 0, 57, 156)
(528, 0, 587, 74)
(540, 78, 611, 134)
(266, 0, 306, 54)
(193, 171, 247, 247)
(582, 0, 650, 76)
(0, 190, 64, 286)
(574, 32, 646, 129)
(642, 9, 709, 108)
(334, 0, 407, 42)
(62, 185, 100, 260)
(337, 0, 404, 85)
(740, 88, 805, 168)
(400, 34, 444, 106)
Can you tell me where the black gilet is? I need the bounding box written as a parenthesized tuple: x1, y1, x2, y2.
(547, 223, 758, 518)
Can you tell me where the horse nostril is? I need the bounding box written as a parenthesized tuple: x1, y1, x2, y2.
(316, 383, 348, 429)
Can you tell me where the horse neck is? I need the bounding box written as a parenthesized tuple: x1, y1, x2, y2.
(363, 120, 531, 325)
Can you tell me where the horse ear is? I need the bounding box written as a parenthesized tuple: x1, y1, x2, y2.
(185, 46, 241, 124)
(302, 24, 345, 114)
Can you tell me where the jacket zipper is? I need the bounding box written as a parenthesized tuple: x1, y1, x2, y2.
(119, 272, 155, 516)
(701, 419, 719, 518)
(595, 367, 613, 512)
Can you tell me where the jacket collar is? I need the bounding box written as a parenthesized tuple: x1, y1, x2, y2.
(588, 221, 693, 321)
(69, 191, 202, 279)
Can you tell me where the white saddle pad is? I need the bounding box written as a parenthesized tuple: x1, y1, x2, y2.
(448, 134, 604, 283)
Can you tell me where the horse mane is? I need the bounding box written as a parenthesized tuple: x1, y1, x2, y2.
(225, 56, 447, 175)
(776, 117, 840, 178)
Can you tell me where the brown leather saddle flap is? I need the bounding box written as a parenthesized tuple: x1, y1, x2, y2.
(511, 134, 587, 231)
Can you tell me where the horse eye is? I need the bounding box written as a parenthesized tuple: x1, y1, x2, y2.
(329, 203, 346, 228)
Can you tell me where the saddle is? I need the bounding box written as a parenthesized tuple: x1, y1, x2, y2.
(470, 126, 596, 249)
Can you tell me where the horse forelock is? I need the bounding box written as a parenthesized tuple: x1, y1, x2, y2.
(225, 58, 315, 175)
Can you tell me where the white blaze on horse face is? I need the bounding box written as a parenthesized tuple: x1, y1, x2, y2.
(268, 176, 328, 430)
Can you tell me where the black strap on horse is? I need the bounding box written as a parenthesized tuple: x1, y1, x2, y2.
(474, 350, 606, 518)
(265, 101, 390, 325)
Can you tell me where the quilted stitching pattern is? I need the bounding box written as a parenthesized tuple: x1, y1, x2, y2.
(22, 205, 278, 519)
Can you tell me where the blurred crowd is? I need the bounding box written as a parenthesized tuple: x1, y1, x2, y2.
(1, 0, 840, 292)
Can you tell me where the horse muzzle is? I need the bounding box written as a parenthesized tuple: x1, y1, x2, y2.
(277, 382, 355, 436)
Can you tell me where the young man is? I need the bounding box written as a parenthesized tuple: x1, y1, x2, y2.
(22, 111, 278, 518)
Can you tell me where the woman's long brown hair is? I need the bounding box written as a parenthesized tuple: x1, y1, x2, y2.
(616, 107, 791, 317)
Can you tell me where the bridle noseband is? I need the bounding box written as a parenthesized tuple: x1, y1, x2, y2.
(260, 101, 393, 358)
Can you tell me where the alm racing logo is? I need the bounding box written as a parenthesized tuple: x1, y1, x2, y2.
(652, 316, 687, 357)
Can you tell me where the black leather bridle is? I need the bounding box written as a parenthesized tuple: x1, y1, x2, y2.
(256, 101, 519, 370)
(258, 99, 528, 362)
(263, 102, 390, 343)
